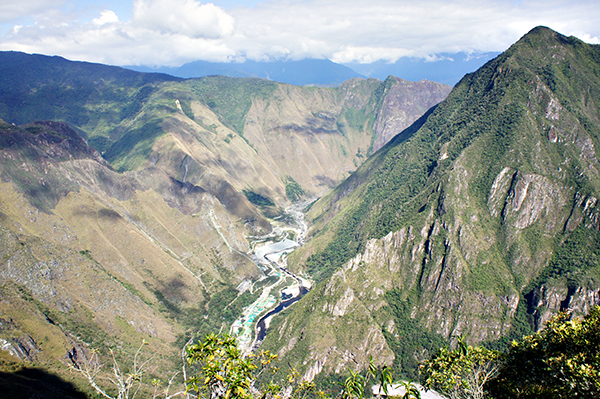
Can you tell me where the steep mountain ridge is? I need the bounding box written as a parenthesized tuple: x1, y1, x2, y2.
(263, 26, 600, 380)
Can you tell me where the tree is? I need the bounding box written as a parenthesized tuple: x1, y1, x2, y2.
(421, 338, 501, 399)
(489, 306, 600, 399)
(185, 333, 256, 399)
(341, 356, 420, 399)
(185, 333, 302, 399)
(73, 340, 187, 399)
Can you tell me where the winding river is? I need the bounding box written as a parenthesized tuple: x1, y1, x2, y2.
(230, 201, 313, 353)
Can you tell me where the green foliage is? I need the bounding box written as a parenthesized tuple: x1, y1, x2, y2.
(186, 333, 256, 399)
(421, 338, 502, 399)
(185, 333, 331, 399)
(284, 176, 306, 202)
(187, 77, 278, 134)
(87, 135, 112, 153)
(396, 380, 422, 399)
(79, 249, 93, 260)
(103, 119, 165, 172)
(342, 358, 396, 399)
(342, 107, 371, 134)
(482, 298, 534, 352)
(243, 190, 275, 207)
(421, 306, 600, 399)
(489, 306, 600, 399)
(152, 280, 259, 349)
(209, 247, 225, 269)
(384, 290, 447, 379)
(527, 226, 600, 294)
(178, 98, 196, 121)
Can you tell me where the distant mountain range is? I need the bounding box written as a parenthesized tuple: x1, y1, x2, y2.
(345, 51, 500, 85)
(126, 58, 364, 87)
(125, 52, 498, 87)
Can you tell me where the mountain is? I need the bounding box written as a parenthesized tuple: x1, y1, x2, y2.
(127, 53, 500, 88)
(0, 119, 236, 393)
(0, 51, 181, 127)
(345, 51, 501, 86)
(0, 51, 451, 389)
(126, 58, 365, 86)
(0, 51, 451, 207)
(260, 26, 600, 381)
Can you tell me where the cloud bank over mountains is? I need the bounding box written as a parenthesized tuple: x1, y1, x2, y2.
(0, 0, 599, 67)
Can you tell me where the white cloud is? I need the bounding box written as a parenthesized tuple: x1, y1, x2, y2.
(331, 46, 415, 64)
(0, 0, 599, 66)
(0, 0, 238, 65)
(0, 0, 63, 22)
(226, 0, 600, 62)
(132, 0, 235, 39)
(93, 10, 119, 26)
(577, 33, 600, 44)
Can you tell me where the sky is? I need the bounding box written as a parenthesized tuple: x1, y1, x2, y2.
(0, 0, 599, 68)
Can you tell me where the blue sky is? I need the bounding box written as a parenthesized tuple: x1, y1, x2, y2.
(0, 0, 598, 67)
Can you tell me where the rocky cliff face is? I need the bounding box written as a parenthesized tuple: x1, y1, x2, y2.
(372, 77, 452, 152)
(265, 27, 600, 380)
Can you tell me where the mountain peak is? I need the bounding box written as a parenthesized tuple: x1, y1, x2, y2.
(514, 25, 584, 51)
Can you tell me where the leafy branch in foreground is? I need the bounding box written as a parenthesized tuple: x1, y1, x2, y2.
(75, 332, 422, 399)
(185, 333, 255, 399)
(421, 337, 501, 399)
(489, 306, 600, 399)
(421, 306, 600, 399)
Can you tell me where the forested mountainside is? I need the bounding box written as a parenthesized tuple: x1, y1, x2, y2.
(0, 51, 450, 392)
(263, 26, 600, 381)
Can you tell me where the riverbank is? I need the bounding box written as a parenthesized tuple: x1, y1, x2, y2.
(230, 200, 314, 354)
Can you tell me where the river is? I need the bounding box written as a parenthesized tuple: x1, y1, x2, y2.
(230, 200, 313, 354)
